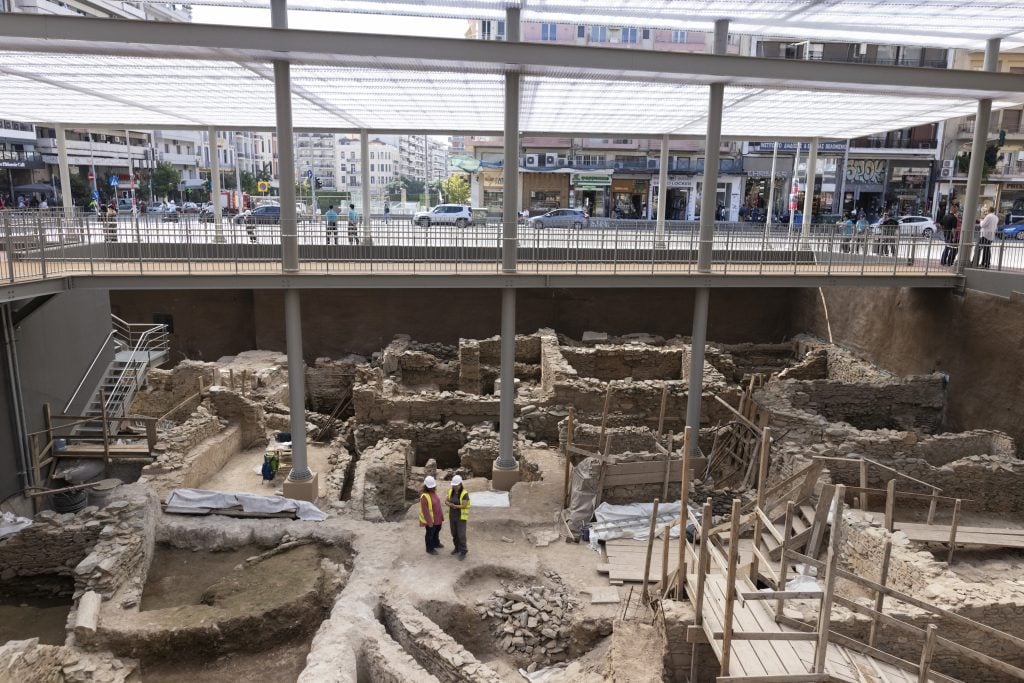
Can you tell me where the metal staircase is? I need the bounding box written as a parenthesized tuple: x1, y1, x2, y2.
(66, 315, 169, 438)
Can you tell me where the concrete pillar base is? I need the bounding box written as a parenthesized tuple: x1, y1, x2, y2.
(491, 462, 520, 492)
(283, 471, 319, 503)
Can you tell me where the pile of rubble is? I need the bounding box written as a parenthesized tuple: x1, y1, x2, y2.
(476, 572, 579, 670)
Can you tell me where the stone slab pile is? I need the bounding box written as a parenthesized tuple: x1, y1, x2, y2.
(0, 639, 137, 683)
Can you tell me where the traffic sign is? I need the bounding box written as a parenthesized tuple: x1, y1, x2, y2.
(257, 180, 270, 193)
(109, 176, 119, 188)
(87, 171, 95, 181)
(92, 190, 99, 200)
(306, 169, 314, 179)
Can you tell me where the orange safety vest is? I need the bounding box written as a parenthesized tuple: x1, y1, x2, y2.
(419, 492, 435, 526)
(448, 488, 470, 521)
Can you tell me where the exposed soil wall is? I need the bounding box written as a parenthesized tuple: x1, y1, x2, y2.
(793, 287, 1024, 453)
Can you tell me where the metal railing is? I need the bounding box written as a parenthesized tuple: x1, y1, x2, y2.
(2, 208, 1012, 281)
(103, 315, 169, 419)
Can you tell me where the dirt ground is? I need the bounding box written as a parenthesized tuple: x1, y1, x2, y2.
(0, 598, 71, 646)
(199, 443, 333, 498)
(139, 638, 312, 683)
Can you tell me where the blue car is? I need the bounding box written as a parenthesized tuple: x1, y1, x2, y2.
(999, 219, 1024, 240)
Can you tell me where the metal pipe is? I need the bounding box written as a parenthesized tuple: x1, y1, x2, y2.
(655, 133, 669, 246)
(496, 287, 517, 470)
(284, 288, 311, 480)
(209, 127, 223, 241)
(503, 71, 520, 273)
(271, 0, 296, 272)
(686, 287, 710, 454)
(801, 136, 818, 243)
(360, 129, 372, 244)
(957, 37, 1000, 274)
(696, 18, 728, 273)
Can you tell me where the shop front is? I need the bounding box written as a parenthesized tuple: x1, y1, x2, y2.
(998, 182, 1024, 223)
(611, 177, 649, 219)
(885, 161, 934, 216)
(649, 175, 694, 221)
(946, 181, 999, 220)
(480, 169, 503, 215)
(570, 172, 611, 217)
(522, 171, 569, 215)
(694, 177, 743, 221)
(842, 158, 887, 218)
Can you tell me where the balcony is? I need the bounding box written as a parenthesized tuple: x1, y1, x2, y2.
(992, 161, 1024, 177)
(850, 137, 938, 150)
(0, 149, 45, 170)
(801, 54, 948, 69)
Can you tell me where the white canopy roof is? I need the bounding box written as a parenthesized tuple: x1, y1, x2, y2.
(1, 14, 1023, 136)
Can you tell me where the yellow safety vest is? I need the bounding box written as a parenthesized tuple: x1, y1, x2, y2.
(419, 492, 434, 526)
(448, 488, 470, 521)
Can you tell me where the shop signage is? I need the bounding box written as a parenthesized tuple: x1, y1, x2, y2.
(481, 170, 503, 190)
(572, 173, 611, 187)
(0, 160, 27, 169)
(748, 141, 848, 153)
(650, 176, 693, 188)
(1003, 183, 1024, 190)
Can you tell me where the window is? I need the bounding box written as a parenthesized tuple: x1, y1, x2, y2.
(576, 24, 585, 39)
(370, 164, 375, 172)
(541, 23, 557, 41)
(591, 26, 607, 42)
(641, 29, 650, 41)
(671, 30, 687, 43)
(622, 27, 638, 43)
(497, 20, 505, 38)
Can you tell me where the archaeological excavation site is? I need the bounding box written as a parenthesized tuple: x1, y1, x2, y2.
(3, 291, 1024, 683)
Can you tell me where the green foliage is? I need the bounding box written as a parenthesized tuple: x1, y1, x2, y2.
(957, 144, 1001, 178)
(151, 161, 181, 200)
(68, 173, 92, 207)
(440, 175, 470, 205)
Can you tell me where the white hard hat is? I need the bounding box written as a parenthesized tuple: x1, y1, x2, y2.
(424, 475, 437, 488)
(451, 475, 463, 486)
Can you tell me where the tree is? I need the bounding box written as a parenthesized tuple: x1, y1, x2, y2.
(151, 161, 180, 200)
(400, 175, 425, 197)
(68, 172, 92, 208)
(440, 175, 470, 205)
(957, 144, 1001, 178)
(240, 170, 259, 195)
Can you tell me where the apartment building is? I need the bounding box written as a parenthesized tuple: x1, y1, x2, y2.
(334, 136, 401, 196)
(294, 133, 338, 190)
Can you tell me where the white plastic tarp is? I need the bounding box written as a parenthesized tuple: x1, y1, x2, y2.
(589, 500, 697, 550)
(469, 490, 510, 508)
(0, 511, 32, 539)
(165, 488, 327, 521)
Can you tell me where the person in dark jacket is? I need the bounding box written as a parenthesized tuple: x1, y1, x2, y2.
(445, 475, 470, 560)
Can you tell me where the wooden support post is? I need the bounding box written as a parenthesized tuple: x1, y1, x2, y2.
(721, 498, 742, 676)
(661, 522, 671, 592)
(918, 623, 939, 683)
(43, 402, 54, 449)
(676, 426, 693, 598)
(926, 488, 939, 525)
(813, 484, 845, 674)
(598, 385, 611, 452)
(145, 419, 157, 452)
(641, 498, 661, 600)
(99, 389, 111, 476)
(749, 427, 772, 583)
(806, 484, 835, 559)
(884, 478, 896, 533)
(656, 384, 668, 437)
(693, 498, 713, 627)
(947, 498, 962, 565)
(229, 368, 235, 391)
(30, 434, 42, 514)
(775, 502, 796, 618)
(198, 375, 205, 393)
(661, 430, 674, 500)
(859, 458, 868, 511)
(242, 369, 248, 396)
(868, 540, 892, 648)
(562, 406, 575, 510)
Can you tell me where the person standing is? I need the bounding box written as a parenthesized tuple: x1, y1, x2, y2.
(419, 476, 444, 555)
(347, 203, 359, 245)
(940, 208, 959, 266)
(976, 205, 998, 269)
(445, 475, 470, 560)
(878, 212, 899, 257)
(854, 213, 870, 254)
(324, 205, 339, 245)
(839, 213, 854, 253)
(383, 202, 390, 224)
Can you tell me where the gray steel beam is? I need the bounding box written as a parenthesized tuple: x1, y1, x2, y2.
(209, 127, 223, 241)
(55, 123, 73, 220)
(655, 133, 669, 246)
(360, 129, 372, 244)
(496, 288, 517, 470)
(2, 16, 1023, 100)
(958, 38, 1001, 274)
(801, 137, 818, 244)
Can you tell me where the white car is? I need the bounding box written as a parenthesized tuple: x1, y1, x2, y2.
(413, 204, 473, 228)
(870, 215, 937, 238)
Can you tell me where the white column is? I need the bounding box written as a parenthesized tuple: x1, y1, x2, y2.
(360, 129, 372, 245)
(686, 18, 728, 454)
(801, 137, 819, 243)
(958, 37, 1001, 273)
(655, 133, 669, 246)
(209, 127, 223, 241)
(788, 144, 802, 234)
(55, 124, 73, 220)
(764, 141, 779, 235)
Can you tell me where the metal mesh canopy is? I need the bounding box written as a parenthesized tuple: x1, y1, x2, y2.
(127, 0, 1024, 49)
(0, 49, 1021, 136)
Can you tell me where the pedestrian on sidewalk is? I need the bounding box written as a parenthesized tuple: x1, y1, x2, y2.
(878, 212, 899, 257)
(854, 213, 870, 254)
(940, 207, 959, 266)
(419, 476, 444, 555)
(347, 203, 359, 245)
(383, 202, 390, 224)
(324, 205, 339, 244)
(976, 205, 998, 269)
(446, 475, 470, 560)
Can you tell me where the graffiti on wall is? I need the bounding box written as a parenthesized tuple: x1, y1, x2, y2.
(845, 159, 887, 184)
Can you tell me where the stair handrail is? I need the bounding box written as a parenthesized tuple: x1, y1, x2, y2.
(63, 329, 117, 414)
(100, 315, 169, 419)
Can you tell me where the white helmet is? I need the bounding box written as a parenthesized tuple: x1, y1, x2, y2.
(451, 475, 463, 486)
(424, 475, 437, 488)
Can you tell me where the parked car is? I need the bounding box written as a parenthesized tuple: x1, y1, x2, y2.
(528, 208, 590, 230)
(181, 201, 201, 214)
(244, 205, 281, 225)
(998, 218, 1024, 240)
(116, 198, 134, 214)
(869, 215, 936, 238)
(413, 204, 473, 228)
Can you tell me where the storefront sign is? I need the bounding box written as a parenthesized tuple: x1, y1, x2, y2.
(747, 141, 848, 154)
(845, 159, 887, 185)
(650, 176, 694, 188)
(572, 173, 611, 187)
(481, 170, 503, 190)
(0, 160, 28, 169)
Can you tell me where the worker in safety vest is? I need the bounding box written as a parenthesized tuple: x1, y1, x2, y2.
(419, 476, 444, 555)
(445, 475, 470, 560)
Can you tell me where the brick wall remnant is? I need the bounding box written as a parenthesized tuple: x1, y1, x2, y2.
(306, 354, 366, 413)
(458, 339, 482, 394)
(352, 439, 411, 521)
(207, 386, 267, 447)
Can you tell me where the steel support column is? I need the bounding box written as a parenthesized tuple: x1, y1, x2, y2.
(271, 0, 310, 484)
(801, 137, 818, 243)
(958, 37, 1001, 273)
(360, 129, 372, 245)
(209, 127, 223, 241)
(687, 18, 727, 454)
(655, 133, 669, 246)
(764, 141, 778, 236)
(495, 288, 518, 472)
(503, 73, 520, 273)
(55, 123, 72, 219)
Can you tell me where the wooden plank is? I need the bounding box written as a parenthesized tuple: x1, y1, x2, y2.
(896, 523, 1024, 537)
(741, 590, 822, 601)
(714, 632, 819, 641)
(723, 578, 806, 677)
(676, 426, 692, 599)
(947, 499, 961, 564)
(656, 385, 668, 436)
(775, 502, 796, 617)
(692, 499, 714, 628)
(805, 484, 834, 560)
(562, 406, 574, 509)
(716, 675, 827, 683)
(706, 575, 767, 678)
(814, 485, 845, 673)
(859, 458, 868, 511)
(598, 385, 611, 452)
(868, 540, 892, 648)
(918, 624, 938, 683)
(721, 499, 742, 676)
(641, 498, 660, 598)
(884, 479, 897, 532)
(825, 631, 961, 683)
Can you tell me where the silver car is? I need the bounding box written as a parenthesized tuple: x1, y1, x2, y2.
(528, 208, 590, 229)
